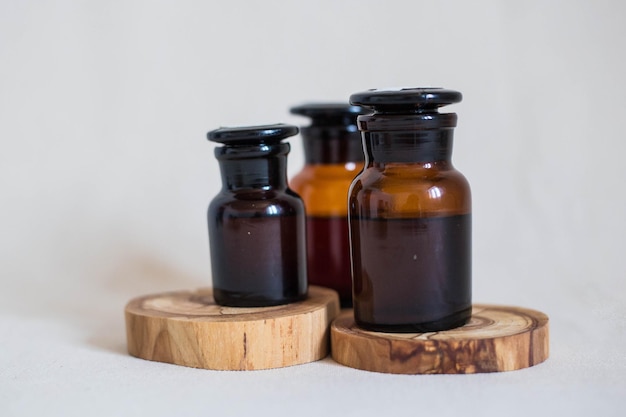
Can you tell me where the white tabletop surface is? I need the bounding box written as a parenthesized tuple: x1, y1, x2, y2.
(1, 1, 625, 416)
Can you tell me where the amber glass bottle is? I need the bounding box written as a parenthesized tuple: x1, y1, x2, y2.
(207, 124, 307, 307)
(289, 103, 366, 307)
(348, 88, 471, 332)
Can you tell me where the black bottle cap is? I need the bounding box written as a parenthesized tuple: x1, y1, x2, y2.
(290, 103, 367, 127)
(350, 88, 462, 114)
(208, 124, 299, 145)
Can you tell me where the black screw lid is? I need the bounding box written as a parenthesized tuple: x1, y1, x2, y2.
(290, 103, 367, 127)
(208, 123, 299, 145)
(350, 88, 462, 114)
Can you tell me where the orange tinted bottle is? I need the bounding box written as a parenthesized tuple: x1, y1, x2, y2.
(348, 88, 472, 332)
(290, 104, 366, 307)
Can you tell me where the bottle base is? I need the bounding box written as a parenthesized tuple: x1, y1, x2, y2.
(355, 306, 472, 333)
(213, 289, 308, 307)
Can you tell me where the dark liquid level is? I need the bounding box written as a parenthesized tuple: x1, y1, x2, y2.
(306, 216, 353, 307)
(351, 214, 471, 332)
(209, 214, 307, 307)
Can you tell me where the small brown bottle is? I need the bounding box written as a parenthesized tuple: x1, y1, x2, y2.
(207, 124, 307, 307)
(289, 103, 366, 307)
(348, 88, 471, 332)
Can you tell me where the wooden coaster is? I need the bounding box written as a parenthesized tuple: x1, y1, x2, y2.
(331, 304, 549, 374)
(125, 286, 340, 371)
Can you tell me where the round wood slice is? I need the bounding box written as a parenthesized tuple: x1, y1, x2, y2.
(331, 304, 549, 374)
(125, 286, 340, 371)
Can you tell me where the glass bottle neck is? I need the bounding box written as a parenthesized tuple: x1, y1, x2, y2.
(301, 126, 364, 164)
(215, 143, 290, 191)
(363, 128, 454, 165)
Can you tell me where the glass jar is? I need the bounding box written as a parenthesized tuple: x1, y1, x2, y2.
(348, 88, 472, 332)
(207, 124, 307, 307)
(289, 103, 366, 307)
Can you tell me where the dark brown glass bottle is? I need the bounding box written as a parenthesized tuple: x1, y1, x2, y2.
(289, 103, 366, 308)
(348, 88, 472, 332)
(207, 124, 307, 307)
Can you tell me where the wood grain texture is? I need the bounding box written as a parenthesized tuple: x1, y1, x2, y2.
(125, 286, 340, 371)
(331, 304, 549, 374)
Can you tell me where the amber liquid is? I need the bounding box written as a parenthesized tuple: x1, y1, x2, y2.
(351, 213, 471, 332)
(209, 213, 307, 307)
(306, 216, 353, 307)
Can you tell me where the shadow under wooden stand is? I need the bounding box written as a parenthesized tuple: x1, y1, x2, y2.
(125, 285, 340, 371)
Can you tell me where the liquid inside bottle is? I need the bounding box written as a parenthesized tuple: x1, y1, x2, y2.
(351, 214, 471, 330)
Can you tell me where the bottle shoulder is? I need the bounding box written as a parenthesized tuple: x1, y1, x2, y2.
(349, 164, 471, 216)
(291, 163, 363, 185)
(209, 189, 305, 217)
(290, 163, 364, 216)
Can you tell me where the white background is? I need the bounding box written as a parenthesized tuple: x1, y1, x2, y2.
(1, 1, 625, 416)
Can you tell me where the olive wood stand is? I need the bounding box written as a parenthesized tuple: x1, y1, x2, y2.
(125, 286, 340, 371)
(331, 304, 549, 374)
